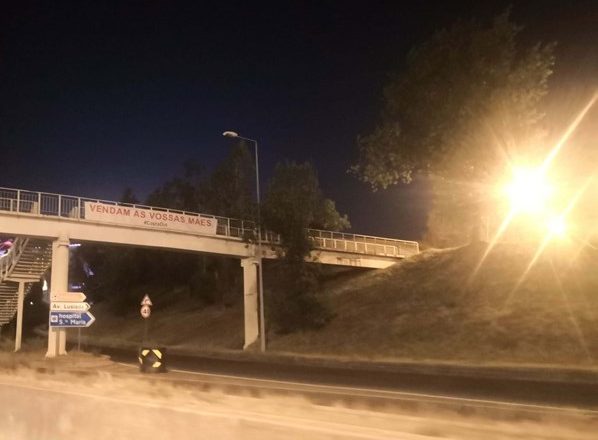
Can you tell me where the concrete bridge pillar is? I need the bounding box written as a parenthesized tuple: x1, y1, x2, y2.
(241, 258, 259, 349)
(46, 234, 69, 358)
(14, 282, 26, 352)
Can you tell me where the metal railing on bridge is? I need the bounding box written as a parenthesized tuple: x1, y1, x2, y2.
(0, 187, 419, 259)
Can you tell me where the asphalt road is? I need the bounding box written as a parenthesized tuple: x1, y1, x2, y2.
(2, 362, 597, 440)
(0, 380, 415, 440)
(97, 345, 598, 411)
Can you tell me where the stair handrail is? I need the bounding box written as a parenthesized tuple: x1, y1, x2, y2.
(0, 237, 28, 281)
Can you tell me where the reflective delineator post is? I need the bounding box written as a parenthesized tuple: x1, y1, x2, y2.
(138, 347, 167, 373)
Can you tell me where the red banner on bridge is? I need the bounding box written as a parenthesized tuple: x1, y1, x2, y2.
(84, 202, 217, 235)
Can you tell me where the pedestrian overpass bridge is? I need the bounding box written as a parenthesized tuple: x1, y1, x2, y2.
(0, 187, 419, 356)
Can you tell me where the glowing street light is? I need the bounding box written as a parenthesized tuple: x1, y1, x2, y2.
(472, 92, 598, 283)
(546, 215, 567, 238)
(504, 166, 553, 215)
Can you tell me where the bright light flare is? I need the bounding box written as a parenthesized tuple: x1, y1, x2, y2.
(504, 167, 552, 214)
(546, 216, 566, 238)
(540, 92, 598, 173)
(470, 92, 597, 285)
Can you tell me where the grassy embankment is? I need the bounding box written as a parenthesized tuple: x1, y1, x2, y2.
(85, 242, 598, 367)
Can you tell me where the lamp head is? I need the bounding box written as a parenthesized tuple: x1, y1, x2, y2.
(222, 131, 239, 138)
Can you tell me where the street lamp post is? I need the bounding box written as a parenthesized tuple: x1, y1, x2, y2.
(222, 131, 266, 352)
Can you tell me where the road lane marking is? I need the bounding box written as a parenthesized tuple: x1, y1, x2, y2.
(115, 361, 598, 416)
(0, 380, 435, 440)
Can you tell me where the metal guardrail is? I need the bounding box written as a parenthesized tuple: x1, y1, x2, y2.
(0, 187, 419, 259)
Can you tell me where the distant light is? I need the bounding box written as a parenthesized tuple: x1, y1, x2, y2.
(222, 131, 239, 138)
(547, 216, 567, 238)
(83, 262, 95, 277)
(29, 301, 34, 305)
(42, 279, 48, 292)
(504, 166, 553, 214)
(68, 243, 82, 248)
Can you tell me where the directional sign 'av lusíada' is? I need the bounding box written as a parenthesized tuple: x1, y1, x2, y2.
(51, 301, 91, 312)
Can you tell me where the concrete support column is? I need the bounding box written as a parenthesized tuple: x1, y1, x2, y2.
(46, 235, 69, 358)
(14, 282, 25, 352)
(241, 258, 259, 349)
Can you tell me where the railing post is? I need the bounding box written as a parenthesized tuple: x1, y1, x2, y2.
(58, 194, 62, 216)
(38, 192, 41, 214)
(16, 190, 20, 213)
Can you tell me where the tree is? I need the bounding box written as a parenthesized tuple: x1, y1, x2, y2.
(263, 161, 349, 332)
(352, 11, 555, 245)
(140, 148, 257, 306)
(205, 142, 256, 305)
(86, 152, 253, 310)
(120, 187, 139, 204)
(263, 161, 350, 261)
(206, 141, 256, 219)
(146, 159, 206, 211)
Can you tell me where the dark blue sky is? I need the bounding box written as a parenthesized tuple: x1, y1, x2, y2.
(2, 1, 596, 239)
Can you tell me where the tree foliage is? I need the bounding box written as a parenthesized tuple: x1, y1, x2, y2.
(207, 141, 256, 219)
(83, 152, 349, 330)
(351, 11, 555, 246)
(84, 145, 257, 311)
(263, 161, 348, 333)
(146, 160, 206, 211)
(353, 11, 555, 190)
(266, 262, 332, 334)
(263, 161, 350, 261)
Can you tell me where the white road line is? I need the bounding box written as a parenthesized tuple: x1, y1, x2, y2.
(116, 361, 598, 416)
(0, 380, 430, 440)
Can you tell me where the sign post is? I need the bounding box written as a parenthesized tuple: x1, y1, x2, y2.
(49, 292, 94, 352)
(137, 294, 166, 373)
(140, 295, 152, 344)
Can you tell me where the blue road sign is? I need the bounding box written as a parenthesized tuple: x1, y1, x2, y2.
(49, 311, 95, 328)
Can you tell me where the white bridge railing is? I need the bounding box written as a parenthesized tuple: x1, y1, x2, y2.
(0, 187, 419, 259)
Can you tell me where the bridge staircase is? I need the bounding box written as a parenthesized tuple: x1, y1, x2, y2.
(0, 238, 52, 325)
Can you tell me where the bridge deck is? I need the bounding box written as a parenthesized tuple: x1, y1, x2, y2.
(0, 187, 419, 262)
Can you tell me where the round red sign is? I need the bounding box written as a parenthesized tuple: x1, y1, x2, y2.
(140, 304, 151, 319)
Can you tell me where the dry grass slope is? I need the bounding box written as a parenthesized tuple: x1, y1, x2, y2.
(270, 243, 598, 366)
(86, 243, 598, 367)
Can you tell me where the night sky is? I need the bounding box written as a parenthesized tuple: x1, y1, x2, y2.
(2, 1, 597, 239)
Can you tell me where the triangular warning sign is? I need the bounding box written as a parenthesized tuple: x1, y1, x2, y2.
(140, 294, 153, 306)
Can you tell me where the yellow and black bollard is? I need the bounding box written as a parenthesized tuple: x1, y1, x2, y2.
(138, 347, 167, 373)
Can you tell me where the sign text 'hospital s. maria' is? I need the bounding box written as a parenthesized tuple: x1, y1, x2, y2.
(50, 311, 95, 327)
(84, 202, 217, 235)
